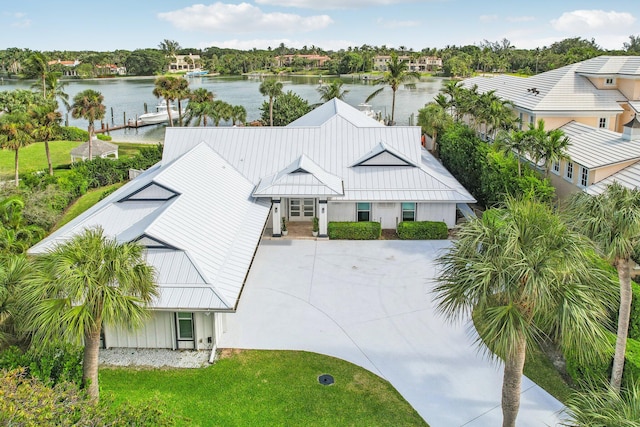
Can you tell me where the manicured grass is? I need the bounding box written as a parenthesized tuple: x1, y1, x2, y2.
(0, 140, 82, 179)
(55, 182, 124, 229)
(100, 350, 428, 427)
(114, 142, 157, 158)
(524, 345, 574, 403)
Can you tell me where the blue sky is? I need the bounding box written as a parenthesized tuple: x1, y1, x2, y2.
(2, 0, 638, 52)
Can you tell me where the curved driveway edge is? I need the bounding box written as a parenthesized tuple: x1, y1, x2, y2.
(219, 240, 564, 426)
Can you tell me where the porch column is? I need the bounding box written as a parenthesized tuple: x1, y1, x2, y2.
(318, 199, 328, 238)
(272, 198, 282, 237)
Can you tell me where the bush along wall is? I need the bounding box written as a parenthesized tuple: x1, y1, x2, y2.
(564, 332, 640, 389)
(327, 221, 381, 240)
(397, 221, 448, 239)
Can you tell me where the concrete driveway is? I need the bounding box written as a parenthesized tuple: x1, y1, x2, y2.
(219, 240, 564, 426)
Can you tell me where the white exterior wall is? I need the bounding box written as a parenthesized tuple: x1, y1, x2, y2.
(104, 310, 216, 350)
(417, 203, 456, 227)
(328, 202, 355, 221)
(372, 203, 399, 229)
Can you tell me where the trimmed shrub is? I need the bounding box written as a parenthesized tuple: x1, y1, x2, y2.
(56, 126, 88, 142)
(96, 133, 112, 141)
(397, 221, 448, 239)
(0, 344, 83, 386)
(328, 221, 381, 240)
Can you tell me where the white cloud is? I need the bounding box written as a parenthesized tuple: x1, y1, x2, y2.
(479, 15, 498, 23)
(506, 16, 535, 23)
(11, 19, 31, 28)
(551, 9, 636, 33)
(158, 2, 333, 33)
(4, 11, 31, 28)
(376, 18, 420, 29)
(255, 0, 421, 10)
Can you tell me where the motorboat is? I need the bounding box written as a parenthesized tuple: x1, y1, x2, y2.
(185, 69, 208, 77)
(139, 102, 179, 125)
(358, 102, 380, 120)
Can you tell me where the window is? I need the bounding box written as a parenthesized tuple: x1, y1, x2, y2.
(177, 312, 194, 340)
(529, 115, 535, 127)
(357, 203, 371, 222)
(552, 161, 560, 175)
(518, 112, 523, 130)
(565, 162, 574, 181)
(402, 203, 416, 222)
(599, 117, 607, 129)
(605, 77, 615, 86)
(579, 166, 589, 187)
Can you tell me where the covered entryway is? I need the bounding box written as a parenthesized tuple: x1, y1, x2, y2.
(288, 198, 315, 221)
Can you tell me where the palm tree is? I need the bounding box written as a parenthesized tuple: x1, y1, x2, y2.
(417, 102, 451, 153)
(0, 255, 31, 347)
(561, 381, 640, 426)
(43, 72, 70, 111)
(259, 79, 283, 126)
(174, 77, 190, 126)
(210, 100, 232, 126)
(526, 120, 570, 177)
(152, 76, 181, 127)
(184, 88, 215, 126)
(0, 112, 35, 186)
(440, 79, 463, 119)
(231, 105, 247, 126)
(71, 89, 105, 161)
(366, 53, 420, 124)
(435, 197, 615, 427)
(22, 227, 156, 401)
(317, 80, 349, 102)
(495, 129, 529, 176)
(27, 52, 49, 98)
(29, 101, 62, 176)
(567, 182, 640, 392)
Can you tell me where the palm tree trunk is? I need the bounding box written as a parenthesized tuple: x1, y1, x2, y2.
(14, 149, 19, 187)
(502, 334, 526, 427)
(45, 140, 53, 175)
(391, 89, 397, 124)
(166, 99, 174, 127)
(611, 258, 632, 391)
(83, 325, 102, 401)
(269, 97, 274, 126)
(88, 125, 93, 161)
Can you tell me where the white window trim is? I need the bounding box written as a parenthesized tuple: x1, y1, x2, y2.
(552, 161, 560, 175)
(401, 202, 416, 222)
(599, 117, 607, 129)
(604, 77, 615, 86)
(356, 202, 371, 222)
(579, 166, 589, 188)
(565, 162, 574, 182)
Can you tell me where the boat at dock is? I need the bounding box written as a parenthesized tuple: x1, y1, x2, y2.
(185, 69, 208, 77)
(139, 102, 179, 125)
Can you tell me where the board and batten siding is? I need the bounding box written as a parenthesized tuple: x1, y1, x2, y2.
(328, 201, 456, 228)
(104, 311, 216, 350)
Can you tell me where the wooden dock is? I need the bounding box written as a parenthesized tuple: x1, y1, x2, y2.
(94, 120, 158, 134)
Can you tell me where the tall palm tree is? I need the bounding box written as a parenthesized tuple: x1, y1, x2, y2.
(494, 129, 529, 176)
(417, 102, 451, 153)
(317, 80, 349, 102)
(440, 79, 463, 119)
(29, 101, 62, 176)
(0, 255, 31, 347)
(152, 76, 181, 127)
(366, 53, 420, 124)
(435, 197, 615, 427)
(27, 52, 49, 98)
(567, 182, 640, 392)
(71, 89, 105, 161)
(22, 227, 156, 401)
(0, 112, 35, 186)
(174, 77, 190, 126)
(231, 105, 247, 126)
(526, 120, 570, 177)
(210, 100, 232, 126)
(259, 79, 283, 126)
(43, 72, 70, 111)
(184, 88, 215, 126)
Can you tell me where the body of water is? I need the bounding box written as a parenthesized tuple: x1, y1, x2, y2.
(0, 75, 445, 143)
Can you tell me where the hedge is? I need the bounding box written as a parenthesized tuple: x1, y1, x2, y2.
(397, 221, 448, 239)
(631, 281, 640, 341)
(565, 332, 640, 389)
(328, 221, 381, 240)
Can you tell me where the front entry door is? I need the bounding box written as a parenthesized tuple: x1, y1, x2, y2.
(289, 198, 315, 221)
(175, 312, 195, 350)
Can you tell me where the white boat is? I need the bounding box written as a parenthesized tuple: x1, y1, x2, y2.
(139, 102, 179, 125)
(358, 102, 380, 120)
(185, 69, 208, 77)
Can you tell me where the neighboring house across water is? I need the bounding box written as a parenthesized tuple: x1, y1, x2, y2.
(29, 99, 474, 356)
(275, 54, 331, 69)
(168, 54, 201, 72)
(96, 63, 127, 76)
(373, 55, 442, 72)
(47, 59, 81, 76)
(463, 56, 640, 198)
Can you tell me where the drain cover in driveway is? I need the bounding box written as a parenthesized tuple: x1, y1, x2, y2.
(318, 374, 334, 385)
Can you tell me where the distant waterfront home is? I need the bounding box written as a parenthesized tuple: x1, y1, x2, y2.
(463, 56, 640, 198)
(275, 54, 331, 69)
(168, 54, 201, 72)
(373, 55, 442, 72)
(30, 99, 474, 356)
(47, 59, 80, 76)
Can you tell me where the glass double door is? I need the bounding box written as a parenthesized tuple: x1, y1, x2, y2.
(289, 198, 315, 221)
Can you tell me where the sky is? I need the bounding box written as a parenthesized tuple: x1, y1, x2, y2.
(2, 0, 638, 52)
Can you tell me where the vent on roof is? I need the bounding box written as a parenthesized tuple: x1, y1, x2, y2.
(351, 142, 417, 168)
(290, 167, 310, 174)
(119, 182, 178, 202)
(133, 234, 176, 249)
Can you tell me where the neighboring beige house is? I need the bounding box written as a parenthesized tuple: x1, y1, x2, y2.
(275, 54, 331, 68)
(96, 63, 127, 76)
(47, 59, 81, 76)
(373, 55, 442, 72)
(463, 56, 640, 198)
(168, 54, 201, 72)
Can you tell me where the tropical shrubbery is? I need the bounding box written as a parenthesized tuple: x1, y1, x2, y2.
(438, 122, 555, 207)
(327, 221, 381, 240)
(0, 344, 83, 386)
(396, 221, 448, 239)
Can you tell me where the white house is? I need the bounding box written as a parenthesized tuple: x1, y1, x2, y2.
(30, 99, 474, 358)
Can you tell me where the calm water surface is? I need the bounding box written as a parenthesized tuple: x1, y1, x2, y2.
(0, 75, 444, 143)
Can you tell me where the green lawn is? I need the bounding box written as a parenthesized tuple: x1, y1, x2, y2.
(101, 350, 428, 427)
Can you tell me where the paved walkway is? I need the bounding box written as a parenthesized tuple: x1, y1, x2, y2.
(219, 240, 564, 426)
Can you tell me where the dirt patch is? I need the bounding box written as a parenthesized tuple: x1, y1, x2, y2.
(380, 229, 399, 240)
(217, 348, 246, 360)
